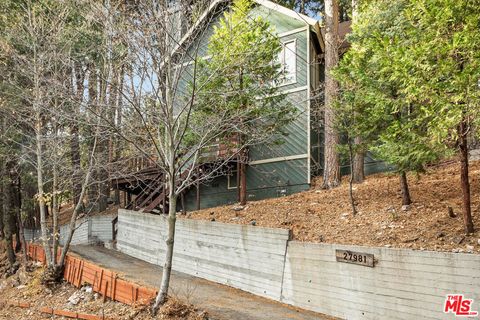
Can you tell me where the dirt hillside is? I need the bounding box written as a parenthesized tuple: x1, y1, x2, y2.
(184, 160, 480, 253)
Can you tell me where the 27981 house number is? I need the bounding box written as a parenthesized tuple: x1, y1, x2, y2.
(335, 249, 375, 267)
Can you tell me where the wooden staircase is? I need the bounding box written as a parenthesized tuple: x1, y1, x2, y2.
(113, 136, 241, 213)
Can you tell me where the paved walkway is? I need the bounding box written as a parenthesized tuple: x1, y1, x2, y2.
(71, 245, 333, 320)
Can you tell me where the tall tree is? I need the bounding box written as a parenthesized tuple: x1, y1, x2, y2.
(322, 0, 341, 189)
(394, 0, 480, 232)
(334, 0, 441, 206)
(350, 0, 365, 183)
(0, 0, 106, 281)
(335, 0, 479, 232)
(0, 125, 17, 270)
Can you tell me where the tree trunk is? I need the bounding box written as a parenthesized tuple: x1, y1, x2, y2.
(52, 153, 60, 266)
(352, 144, 365, 183)
(71, 124, 83, 207)
(11, 167, 27, 263)
(2, 208, 16, 267)
(237, 69, 249, 205)
(0, 204, 4, 240)
(97, 74, 110, 213)
(322, 0, 341, 189)
(15, 205, 27, 264)
(348, 141, 357, 215)
(399, 171, 411, 206)
(350, 0, 365, 184)
(58, 150, 95, 270)
(35, 111, 53, 267)
(152, 191, 177, 314)
(459, 120, 474, 233)
(239, 151, 247, 206)
(87, 67, 99, 212)
(71, 64, 85, 213)
(113, 66, 124, 205)
(2, 160, 16, 267)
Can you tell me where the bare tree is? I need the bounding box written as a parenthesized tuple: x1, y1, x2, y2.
(0, 0, 109, 281)
(90, 0, 295, 313)
(109, 1, 239, 311)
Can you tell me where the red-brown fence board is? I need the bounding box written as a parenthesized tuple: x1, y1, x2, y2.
(23, 242, 157, 306)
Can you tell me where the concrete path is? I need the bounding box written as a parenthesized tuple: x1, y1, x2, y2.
(71, 245, 334, 320)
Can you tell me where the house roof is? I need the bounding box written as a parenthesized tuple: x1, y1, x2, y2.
(173, 0, 323, 56)
(254, 0, 318, 26)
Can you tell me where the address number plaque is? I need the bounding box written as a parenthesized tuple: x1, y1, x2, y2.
(335, 249, 375, 267)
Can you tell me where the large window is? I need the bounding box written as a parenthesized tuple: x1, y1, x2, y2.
(277, 40, 297, 85)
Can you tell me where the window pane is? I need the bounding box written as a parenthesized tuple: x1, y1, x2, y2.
(284, 41, 296, 83)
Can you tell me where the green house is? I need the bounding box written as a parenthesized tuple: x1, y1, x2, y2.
(115, 0, 388, 213)
(172, 0, 322, 211)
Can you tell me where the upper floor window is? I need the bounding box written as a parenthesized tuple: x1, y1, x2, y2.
(277, 40, 297, 85)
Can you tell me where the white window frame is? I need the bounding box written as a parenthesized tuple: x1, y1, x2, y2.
(276, 39, 297, 87)
(227, 167, 238, 190)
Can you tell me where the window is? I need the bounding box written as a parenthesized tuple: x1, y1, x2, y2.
(227, 167, 238, 190)
(276, 40, 297, 85)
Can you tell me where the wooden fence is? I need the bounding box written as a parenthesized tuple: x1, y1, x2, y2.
(25, 242, 157, 306)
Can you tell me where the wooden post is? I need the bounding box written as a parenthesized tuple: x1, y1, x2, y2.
(78, 260, 84, 287)
(112, 275, 117, 301)
(93, 271, 98, 291)
(162, 183, 166, 214)
(126, 193, 131, 207)
(239, 150, 247, 206)
(103, 281, 108, 302)
(236, 157, 241, 202)
(180, 192, 185, 213)
(196, 168, 200, 210)
(110, 273, 113, 298)
(99, 269, 104, 292)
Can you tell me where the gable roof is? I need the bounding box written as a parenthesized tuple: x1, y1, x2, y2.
(173, 0, 323, 57)
(254, 0, 318, 26)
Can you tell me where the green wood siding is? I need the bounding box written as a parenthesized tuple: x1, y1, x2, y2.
(252, 6, 306, 34)
(249, 89, 308, 161)
(182, 158, 309, 211)
(177, 4, 313, 211)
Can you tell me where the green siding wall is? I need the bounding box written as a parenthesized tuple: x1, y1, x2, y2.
(178, 4, 312, 211)
(182, 158, 309, 211)
(252, 6, 306, 33)
(249, 89, 308, 161)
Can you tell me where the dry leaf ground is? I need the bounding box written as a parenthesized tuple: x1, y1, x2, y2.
(184, 160, 480, 253)
(0, 246, 207, 320)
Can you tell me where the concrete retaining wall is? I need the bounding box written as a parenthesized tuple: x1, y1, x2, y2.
(117, 209, 291, 300)
(59, 219, 89, 246)
(24, 214, 115, 246)
(23, 228, 40, 242)
(117, 209, 480, 319)
(281, 241, 480, 320)
(89, 214, 115, 244)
